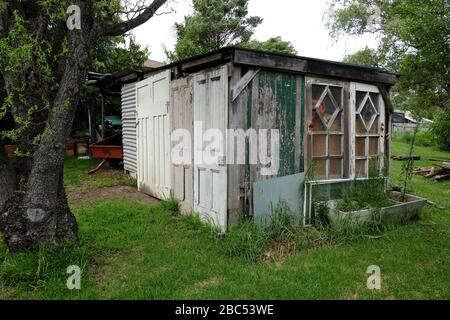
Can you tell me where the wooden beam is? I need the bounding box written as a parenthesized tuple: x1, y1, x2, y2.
(231, 68, 260, 102)
(233, 50, 397, 85)
(182, 53, 224, 70)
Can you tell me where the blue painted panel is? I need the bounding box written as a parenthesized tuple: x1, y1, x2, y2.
(253, 172, 305, 226)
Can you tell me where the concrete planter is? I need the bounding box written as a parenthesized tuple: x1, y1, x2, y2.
(327, 191, 427, 224)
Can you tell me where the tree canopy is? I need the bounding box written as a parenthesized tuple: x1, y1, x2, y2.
(342, 46, 381, 68)
(242, 36, 297, 55)
(326, 0, 450, 149)
(166, 0, 262, 61)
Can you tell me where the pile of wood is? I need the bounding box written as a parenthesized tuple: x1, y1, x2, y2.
(413, 162, 450, 181)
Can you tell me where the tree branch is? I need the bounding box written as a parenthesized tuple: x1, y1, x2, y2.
(99, 0, 168, 37)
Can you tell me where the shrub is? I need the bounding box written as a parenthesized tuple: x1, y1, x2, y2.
(431, 105, 450, 151)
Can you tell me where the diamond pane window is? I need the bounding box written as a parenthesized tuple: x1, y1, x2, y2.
(309, 81, 345, 180)
(312, 84, 342, 128)
(356, 91, 379, 130)
(361, 98, 377, 124)
(354, 87, 382, 179)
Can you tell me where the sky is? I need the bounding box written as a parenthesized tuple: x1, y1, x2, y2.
(131, 0, 379, 63)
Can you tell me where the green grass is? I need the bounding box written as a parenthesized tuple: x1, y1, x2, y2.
(0, 144, 449, 300)
(392, 130, 438, 148)
(64, 158, 137, 191)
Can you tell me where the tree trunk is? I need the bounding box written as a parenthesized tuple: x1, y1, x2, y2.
(0, 30, 90, 252)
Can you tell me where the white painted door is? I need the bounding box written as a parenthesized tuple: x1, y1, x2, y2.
(350, 82, 386, 178)
(136, 70, 171, 199)
(193, 66, 228, 231)
(171, 77, 194, 212)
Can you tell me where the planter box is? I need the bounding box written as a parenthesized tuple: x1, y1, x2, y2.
(328, 191, 427, 224)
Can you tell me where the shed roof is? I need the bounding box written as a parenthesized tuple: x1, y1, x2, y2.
(92, 47, 398, 90)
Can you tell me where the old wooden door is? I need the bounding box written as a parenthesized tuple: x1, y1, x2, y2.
(170, 77, 194, 212)
(350, 82, 386, 178)
(306, 78, 348, 179)
(193, 66, 228, 231)
(136, 70, 172, 199)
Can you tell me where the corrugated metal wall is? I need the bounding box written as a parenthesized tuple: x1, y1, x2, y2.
(121, 83, 137, 178)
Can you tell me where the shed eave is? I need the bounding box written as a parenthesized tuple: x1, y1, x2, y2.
(232, 49, 397, 86)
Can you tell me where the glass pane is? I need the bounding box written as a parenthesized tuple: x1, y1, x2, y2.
(356, 137, 366, 157)
(356, 117, 366, 134)
(369, 93, 380, 112)
(330, 111, 342, 132)
(360, 99, 377, 125)
(311, 110, 326, 132)
(329, 135, 342, 156)
(312, 84, 326, 103)
(369, 137, 379, 156)
(369, 116, 379, 134)
(356, 159, 367, 178)
(317, 93, 337, 126)
(369, 157, 380, 176)
(329, 158, 342, 178)
(312, 135, 327, 157)
(356, 91, 367, 110)
(313, 159, 327, 178)
(329, 86, 342, 108)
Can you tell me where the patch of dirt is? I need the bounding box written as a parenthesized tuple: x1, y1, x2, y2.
(92, 247, 146, 288)
(68, 185, 159, 205)
(194, 277, 222, 288)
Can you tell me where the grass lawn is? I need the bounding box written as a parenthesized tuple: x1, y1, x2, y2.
(0, 142, 449, 300)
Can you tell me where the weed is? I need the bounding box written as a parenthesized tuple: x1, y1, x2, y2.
(221, 220, 269, 261)
(161, 197, 181, 216)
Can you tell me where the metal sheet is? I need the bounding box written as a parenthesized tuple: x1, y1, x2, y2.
(121, 83, 137, 176)
(253, 172, 305, 226)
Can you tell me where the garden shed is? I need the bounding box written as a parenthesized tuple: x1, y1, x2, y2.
(113, 47, 397, 231)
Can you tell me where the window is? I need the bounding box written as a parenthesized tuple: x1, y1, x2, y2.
(307, 81, 345, 179)
(354, 86, 382, 178)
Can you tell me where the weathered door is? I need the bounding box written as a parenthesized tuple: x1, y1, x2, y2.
(136, 70, 171, 199)
(306, 78, 348, 179)
(350, 82, 386, 178)
(193, 66, 228, 231)
(170, 77, 194, 212)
